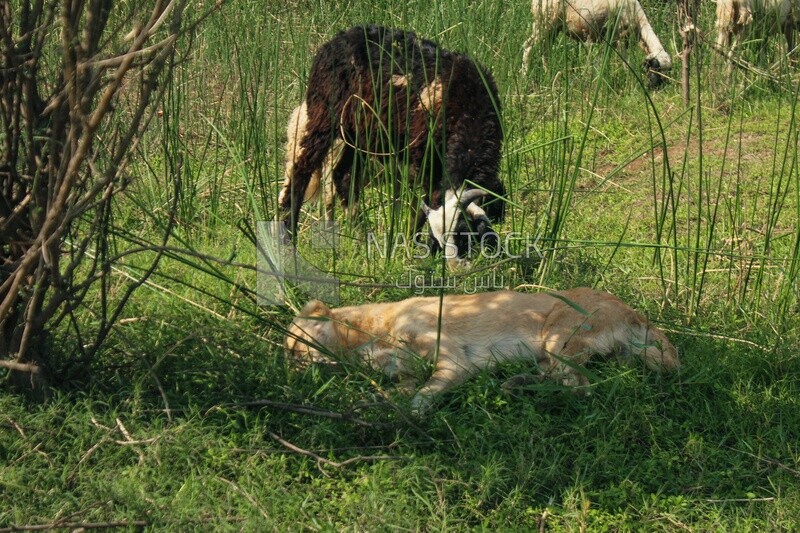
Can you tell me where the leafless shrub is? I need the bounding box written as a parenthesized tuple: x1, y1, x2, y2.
(0, 0, 213, 397)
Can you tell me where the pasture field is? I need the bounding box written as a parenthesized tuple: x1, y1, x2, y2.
(2, 0, 800, 530)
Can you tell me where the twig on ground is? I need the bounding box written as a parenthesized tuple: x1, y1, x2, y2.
(3, 417, 26, 437)
(726, 445, 800, 477)
(652, 514, 692, 530)
(217, 476, 272, 523)
(231, 440, 400, 456)
(76, 441, 104, 468)
(705, 497, 775, 503)
(538, 509, 549, 533)
(267, 431, 404, 472)
(84, 416, 159, 469)
(114, 417, 159, 446)
(0, 520, 147, 532)
(11, 442, 53, 468)
(206, 399, 381, 427)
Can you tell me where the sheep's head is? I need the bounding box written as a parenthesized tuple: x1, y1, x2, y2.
(421, 188, 499, 263)
(644, 50, 672, 90)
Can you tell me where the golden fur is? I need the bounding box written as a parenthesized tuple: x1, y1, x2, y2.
(285, 288, 679, 413)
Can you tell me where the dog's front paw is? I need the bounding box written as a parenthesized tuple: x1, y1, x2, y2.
(409, 392, 434, 417)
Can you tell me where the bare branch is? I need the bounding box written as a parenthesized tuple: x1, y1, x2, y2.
(217, 477, 272, 522)
(0, 359, 41, 373)
(0, 520, 148, 532)
(207, 399, 383, 428)
(268, 431, 403, 470)
(82, 33, 177, 70)
(1, 0, 193, 388)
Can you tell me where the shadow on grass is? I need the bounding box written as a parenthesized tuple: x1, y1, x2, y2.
(3, 306, 799, 529)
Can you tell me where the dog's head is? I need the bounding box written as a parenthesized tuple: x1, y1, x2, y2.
(284, 300, 339, 366)
(422, 188, 499, 262)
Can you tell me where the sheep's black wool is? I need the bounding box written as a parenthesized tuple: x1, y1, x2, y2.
(280, 25, 506, 237)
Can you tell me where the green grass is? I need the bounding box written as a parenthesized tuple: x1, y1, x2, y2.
(3, 0, 800, 530)
(2, 315, 799, 530)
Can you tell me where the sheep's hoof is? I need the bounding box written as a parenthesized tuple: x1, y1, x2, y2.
(643, 58, 668, 90)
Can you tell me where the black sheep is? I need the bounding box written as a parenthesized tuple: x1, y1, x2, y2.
(279, 25, 506, 250)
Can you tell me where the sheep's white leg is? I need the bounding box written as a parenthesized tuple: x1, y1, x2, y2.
(522, 34, 535, 75)
(727, 32, 742, 77)
(715, 27, 735, 78)
(783, 19, 796, 60)
(522, 14, 549, 75)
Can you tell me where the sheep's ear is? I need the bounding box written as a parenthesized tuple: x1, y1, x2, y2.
(457, 188, 487, 208)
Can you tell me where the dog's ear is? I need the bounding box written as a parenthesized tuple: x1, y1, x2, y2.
(300, 299, 332, 317)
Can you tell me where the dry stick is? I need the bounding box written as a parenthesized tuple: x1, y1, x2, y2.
(705, 497, 775, 503)
(0, 192, 32, 233)
(140, 0, 177, 39)
(0, 520, 147, 532)
(537, 509, 549, 533)
(4, 416, 26, 437)
(14, 255, 50, 380)
(115, 417, 134, 441)
(208, 399, 378, 427)
(217, 477, 271, 523)
(703, 35, 784, 84)
(677, 0, 696, 107)
(0, 359, 41, 373)
(87, 34, 176, 69)
(76, 440, 104, 468)
(726, 445, 800, 477)
(113, 418, 159, 447)
(232, 441, 400, 456)
(268, 431, 402, 470)
(84, 416, 159, 462)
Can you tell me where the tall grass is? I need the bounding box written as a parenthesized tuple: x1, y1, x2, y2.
(127, 0, 800, 335)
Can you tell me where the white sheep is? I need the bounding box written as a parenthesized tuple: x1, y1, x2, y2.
(715, 0, 797, 72)
(522, 0, 673, 88)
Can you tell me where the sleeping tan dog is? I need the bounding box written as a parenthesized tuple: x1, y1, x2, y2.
(284, 288, 679, 413)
